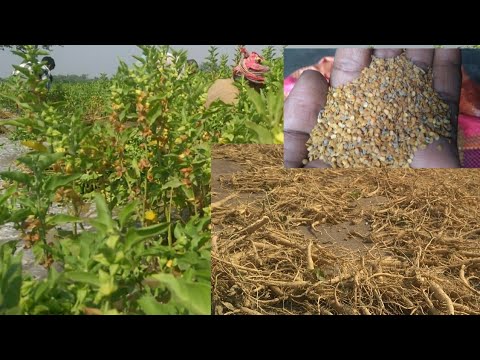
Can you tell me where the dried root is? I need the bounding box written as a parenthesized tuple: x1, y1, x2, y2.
(212, 144, 480, 315)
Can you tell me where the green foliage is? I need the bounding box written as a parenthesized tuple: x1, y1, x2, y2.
(0, 45, 211, 315)
(0, 44, 284, 314)
(0, 241, 23, 315)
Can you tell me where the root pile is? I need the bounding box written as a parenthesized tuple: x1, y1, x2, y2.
(212, 144, 480, 315)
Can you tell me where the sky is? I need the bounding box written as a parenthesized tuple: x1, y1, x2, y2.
(0, 45, 282, 78)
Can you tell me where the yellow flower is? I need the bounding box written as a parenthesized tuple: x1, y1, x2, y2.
(166, 259, 173, 268)
(65, 163, 73, 174)
(144, 210, 157, 221)
(21, 141, 48, 152)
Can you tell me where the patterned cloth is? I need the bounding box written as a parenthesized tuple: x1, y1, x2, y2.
(458, 114, 480, 167)
(285, 58, 480, 168)
(458, 66, 480, 167)
(233, 48, 270, 84)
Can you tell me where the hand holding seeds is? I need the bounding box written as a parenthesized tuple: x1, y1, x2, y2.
(284, 48, 462, 168)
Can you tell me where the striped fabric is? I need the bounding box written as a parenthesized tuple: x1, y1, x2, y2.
(12, 62, 52, 89)
(13, 62, 51, 81)
(458, 114, 480, 168)
(233, 48, 270, 84)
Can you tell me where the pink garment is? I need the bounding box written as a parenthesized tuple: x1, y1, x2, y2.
(284, 56, 333, 98)
(459, 114, 480, 137)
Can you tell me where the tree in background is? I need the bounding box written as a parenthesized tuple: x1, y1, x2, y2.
(54, 74, 90, 83)
(0, 45, 61, 52)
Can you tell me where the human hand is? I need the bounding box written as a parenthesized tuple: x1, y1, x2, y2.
(284, 48, 462, 168)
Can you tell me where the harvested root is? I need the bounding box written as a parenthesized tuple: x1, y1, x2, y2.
(459, 265, 480, 296)
(429, 281, 455, 315)
(211, 193, 238, 210)
(306, 241, 314, 270)
(212, 144, 480, 315)
(240, 307, 263, 315)
(237, 216, 269, 236)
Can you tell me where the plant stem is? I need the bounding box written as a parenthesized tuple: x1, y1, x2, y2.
(142, 175, 148, 226)
(35, 176, 48, 255)
(167, 189, 173, 247)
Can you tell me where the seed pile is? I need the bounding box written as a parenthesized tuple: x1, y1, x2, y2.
(307, 54, 452, 168)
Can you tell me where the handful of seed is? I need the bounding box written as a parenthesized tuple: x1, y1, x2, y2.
(306, 54, 452, 168)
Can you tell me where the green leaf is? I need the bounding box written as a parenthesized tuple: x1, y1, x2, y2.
(191, 268, 211, 282)
(182, 186, 194, 200)
(245, 121, 273, 144)
(125, 223, 168, 251)
(63, 272, 100, 287)
(0, 186, 16, 206)
(15, 155, 35, 171)
(0, 171, 31, 186)
(79, 233, 94, 261)
(147, 103, 163, 126)
(118, 200, 138, 228)
(246, 87, 266, 116)
(32, 305, 50, 314)
(44, 174, 82, 192)
(46, 214, 82, 226)
(176, 252, 200, 270)
(137, 245, 173, 257)
(0, 117, 33, 127)
(0, 92, 21, 104)
(33, 281, 49, 302)
(36, 153, 65, 172)
(273, 87, 284, 125)
(132, 55, 146, 64)
(90, 193, 115, 235)
(0, 243, 23, 313)
(21, 141, 48, 153)
(92, 253, 110, 266)
(149, 274, 210, 315)
(137, 296, 178, 315)
(106, 235, 120, 249)
(9, 208, 33, 223)
(161, 178, 184, 190)
(0, 241, 18, 263)
(174, 223, 186, 242)
(130, 159, 141, 178)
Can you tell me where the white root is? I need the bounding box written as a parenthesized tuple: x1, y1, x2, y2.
(429, 281, 454, 315)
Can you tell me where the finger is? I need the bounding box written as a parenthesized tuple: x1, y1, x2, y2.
(284, 70, 329, 168)
(411, 138, 460, 168)
(433, 49, 462, 104)
(373, 48, 404, 59)
(304, 159, 332, 168)
(405, 49, 434, 71)
(433, 49, 462, 141)
(313, 56, 334, 82)
(330, 48, 373, 88)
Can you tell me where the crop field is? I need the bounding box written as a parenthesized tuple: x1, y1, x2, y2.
(0, 45, 283, 315)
